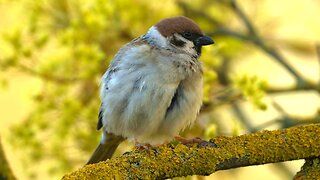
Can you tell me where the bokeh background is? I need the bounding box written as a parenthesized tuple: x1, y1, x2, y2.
(0, 0, 320, 179)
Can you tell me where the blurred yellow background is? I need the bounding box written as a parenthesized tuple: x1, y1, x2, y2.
(0, 0, 319, 179)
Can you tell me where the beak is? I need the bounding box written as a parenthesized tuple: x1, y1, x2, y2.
(195, 36, 214, 46)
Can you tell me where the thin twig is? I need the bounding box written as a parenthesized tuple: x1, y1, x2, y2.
(231, 103, 256, 131)
(177, 1, 223, 27)
(229, 0, 257, 35)
(16, 64, 79, 83)
(266, 84, 320, 93)
(215, 0, 307, 88)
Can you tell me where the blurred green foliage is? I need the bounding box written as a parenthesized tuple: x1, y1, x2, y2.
(233, 75, 267, 110)
(4, 0, 317, 179)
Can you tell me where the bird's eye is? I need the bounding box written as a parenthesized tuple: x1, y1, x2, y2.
(182, 32, 192, 38)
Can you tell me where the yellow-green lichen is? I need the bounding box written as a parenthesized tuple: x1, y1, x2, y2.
(294, 158, 320, 179)
(62, 124, 320, 179)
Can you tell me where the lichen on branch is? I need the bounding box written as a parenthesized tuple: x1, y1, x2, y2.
(62, 124, 320, 179)
(294, 158, 320, 180)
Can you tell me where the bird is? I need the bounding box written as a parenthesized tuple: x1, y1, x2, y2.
(86, 16, 214, 165)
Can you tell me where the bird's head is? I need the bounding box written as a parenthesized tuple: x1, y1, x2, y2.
(145, 16, 214, 58)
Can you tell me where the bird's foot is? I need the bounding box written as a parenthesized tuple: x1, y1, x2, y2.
(175, 136, 203, 144)
(174, 136, 217, 148)
(135, 143, 153, 151)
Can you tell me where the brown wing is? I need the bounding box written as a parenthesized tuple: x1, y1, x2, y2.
(97, 105, 103, 130)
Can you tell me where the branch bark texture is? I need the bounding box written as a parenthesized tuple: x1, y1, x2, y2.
(63, 124, 320, 179)
(294, 158, 320, 180)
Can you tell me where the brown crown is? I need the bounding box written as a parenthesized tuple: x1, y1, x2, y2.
(155, 16, 203, 37)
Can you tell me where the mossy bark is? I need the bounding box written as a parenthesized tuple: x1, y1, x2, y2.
(63, 124, 320, 179)
(294, 158, 320, 180)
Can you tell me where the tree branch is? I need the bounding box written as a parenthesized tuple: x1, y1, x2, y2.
(229, 0, 257, 36)
(294, 158, 320, 180)
(62, 124, 320, 179)
(211, 27, 308, 89)
(210, 0, 308, 88)
(0, 138, 16, 180)
(15, 64, 79, 84)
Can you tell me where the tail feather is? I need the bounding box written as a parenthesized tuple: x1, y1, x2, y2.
(86, 133, 124, 165)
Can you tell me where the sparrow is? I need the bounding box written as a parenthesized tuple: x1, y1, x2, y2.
(86, 16, 214, 165)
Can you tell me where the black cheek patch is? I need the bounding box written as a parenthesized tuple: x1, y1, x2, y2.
(171, 36, 186, 47)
